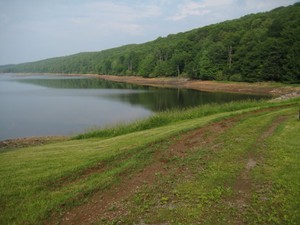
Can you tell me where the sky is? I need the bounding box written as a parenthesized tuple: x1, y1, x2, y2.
(0, 0, 299, 65)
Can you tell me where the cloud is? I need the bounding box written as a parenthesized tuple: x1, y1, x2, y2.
(0, 13, 9, 24)
(82, 1, 161, 22)
(167, 0, 234, 21)
(62, 1, 162, 36)
(167, 1, 209, 21)
(241, 0, 297, 11)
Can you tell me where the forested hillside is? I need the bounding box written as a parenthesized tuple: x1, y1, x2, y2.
(1, 3, 299, 83)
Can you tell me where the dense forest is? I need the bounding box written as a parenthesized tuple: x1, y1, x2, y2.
(1, 3, 299, 83)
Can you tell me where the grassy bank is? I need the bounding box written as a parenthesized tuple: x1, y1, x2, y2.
(74, 99, 296, 139)
(117, 105, 300, 225)
(0, 98, 299, 224)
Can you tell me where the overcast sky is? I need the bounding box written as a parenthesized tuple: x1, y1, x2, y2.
(0, 0, 298, 65)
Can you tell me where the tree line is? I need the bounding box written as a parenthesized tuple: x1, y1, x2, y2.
(1, 3, 299, 83)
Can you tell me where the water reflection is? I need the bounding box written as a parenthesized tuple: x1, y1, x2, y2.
(104, 88, 263, 111)
(15, 75, 266, 112)
(0, 74, 268, 140)
(16, 76, 145, 90)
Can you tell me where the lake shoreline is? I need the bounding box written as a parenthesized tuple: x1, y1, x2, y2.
(98, 75, 300, 97)
(1, 73, 299, 145)
(2, 72, 299, 96)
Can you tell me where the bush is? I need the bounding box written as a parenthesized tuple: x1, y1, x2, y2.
(229, 74, 242, 82)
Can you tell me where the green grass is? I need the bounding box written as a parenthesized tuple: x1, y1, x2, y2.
(0, 98, 299, 224)
(247, 116, 300, 224)
(74, 99, 297, 139)
(109, 107, 299, 225)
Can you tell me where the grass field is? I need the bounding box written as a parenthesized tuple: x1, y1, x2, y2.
(0, 98, 299, 224)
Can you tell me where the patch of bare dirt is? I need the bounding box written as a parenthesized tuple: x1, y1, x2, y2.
(47, 107, 288, 225)
(47, 162, 107, 191)
(163, 118, 235, 160)
(48, 117, 239, 225)
(56, 150, 168, 225)
(47, 151, 140, 191)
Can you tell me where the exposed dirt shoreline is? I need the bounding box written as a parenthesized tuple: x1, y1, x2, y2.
(97, 74, 300, 97)
(4, 72, 300, 96)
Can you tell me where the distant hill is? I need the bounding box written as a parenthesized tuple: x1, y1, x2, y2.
(1, 3, 299, 83)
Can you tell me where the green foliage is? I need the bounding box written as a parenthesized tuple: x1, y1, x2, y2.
(1, 3, 300, 83)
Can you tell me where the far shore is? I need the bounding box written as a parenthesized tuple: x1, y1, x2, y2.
(98, 75, 300, 97)
(2, 72, 300, 97)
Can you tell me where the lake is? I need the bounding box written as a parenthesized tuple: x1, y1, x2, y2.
(0, 74, 267, 140)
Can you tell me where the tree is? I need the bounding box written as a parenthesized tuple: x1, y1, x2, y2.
(139, 54, 156, 77)
(1, 3, 299, 83)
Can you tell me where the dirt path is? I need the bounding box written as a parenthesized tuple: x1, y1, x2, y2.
(98, 75, 300, 97)
(228, 115, 288, 224)
(50, 107, 286, 225)
(47, 116, 239, 225)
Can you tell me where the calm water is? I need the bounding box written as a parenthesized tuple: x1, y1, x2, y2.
(0, 74, 266, 140)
